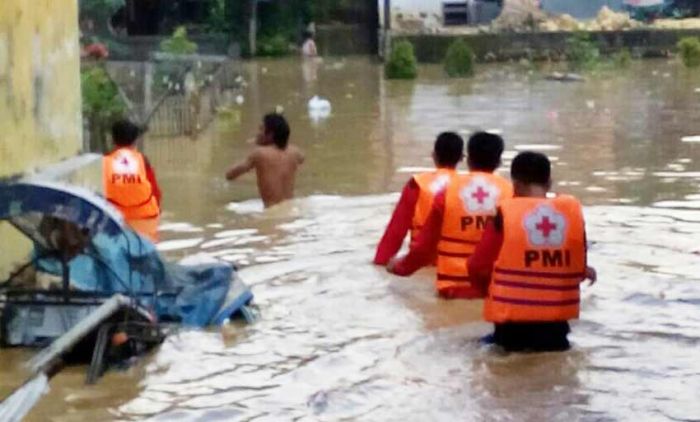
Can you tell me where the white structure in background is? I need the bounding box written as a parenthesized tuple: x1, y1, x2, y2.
(378, 0, 507, 32)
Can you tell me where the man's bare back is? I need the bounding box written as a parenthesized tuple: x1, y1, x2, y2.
(252, 145, 304, 207)
(225, 113, 304, 208)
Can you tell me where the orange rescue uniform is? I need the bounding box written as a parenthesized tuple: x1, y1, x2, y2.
(436, 172, 512, 298)
(103, 147, 161, 242)
(483, 195, 586, 323)
(411, 169, 457, 244)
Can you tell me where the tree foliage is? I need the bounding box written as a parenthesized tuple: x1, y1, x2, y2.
(566, 32, 600, 71)
(81, 65, 127, 152)
(678, 37, 700, 68)
(160, 26, 198, 55)
(385, 40, 418, 80)
(444, 39, 475, 78)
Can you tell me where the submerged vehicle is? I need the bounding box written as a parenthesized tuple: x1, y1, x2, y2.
(0, 180, 255, 419)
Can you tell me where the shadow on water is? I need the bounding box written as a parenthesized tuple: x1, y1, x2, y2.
(14, 56, 700, 420)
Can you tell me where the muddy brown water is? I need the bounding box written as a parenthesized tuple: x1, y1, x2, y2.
(5, 57, 700, 421)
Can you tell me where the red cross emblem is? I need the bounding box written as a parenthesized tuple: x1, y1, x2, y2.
(461, 176, 500, 212)
(524, 205, 566, 247)
(536, 216, 557, 238)
(471, 186, 490, 204)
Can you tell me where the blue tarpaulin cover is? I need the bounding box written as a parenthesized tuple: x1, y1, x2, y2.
(0, 181, 249, 327)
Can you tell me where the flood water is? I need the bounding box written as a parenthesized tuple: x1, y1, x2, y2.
(12, 57, 700, 420)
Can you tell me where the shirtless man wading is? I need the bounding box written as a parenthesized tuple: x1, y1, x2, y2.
(226, 113, 305, 208)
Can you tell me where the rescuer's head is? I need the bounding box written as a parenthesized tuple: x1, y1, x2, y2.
(112, 120, 141, 147)
(467, 131, 504, 172)
(433, 132, 464, 169)
(511, 151, 552, 195)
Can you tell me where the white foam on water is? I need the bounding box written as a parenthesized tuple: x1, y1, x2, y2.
(214, 229, 259, 239)
(653, 172, 700, 178)
(255, 256, 282, 264)
(226, 199, 264, 214)
(178, 253, 224, 266)
(206, 248, 255, 258)
(278, 219, 315, 231)
(201, 235, 268, 249)
(159, 222, 204, 233)
(585, 186, 607, 193)
(681, 136, 700, 143)
(653, 200, 700, 209)
(157, 238, 205, 252)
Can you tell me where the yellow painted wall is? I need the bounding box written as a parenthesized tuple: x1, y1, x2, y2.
(0, 0, 82, 177)
(0, 0, 82, 278)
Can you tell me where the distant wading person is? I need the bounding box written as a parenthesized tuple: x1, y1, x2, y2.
(301, 30, 318, 57)
(226, 113, 305, 208)
(104, 120, 162, 242)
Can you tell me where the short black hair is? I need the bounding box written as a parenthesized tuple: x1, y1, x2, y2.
(434, 132, 464, 168)
(511, 151, 551, 186)
(112, 119, 141, 147)
(467, 132, 505, 172)
(263, 113, 290, 149)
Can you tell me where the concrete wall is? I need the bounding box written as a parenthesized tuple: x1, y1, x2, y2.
(0, 0, 83, 278)
(397, 28, 700, 62)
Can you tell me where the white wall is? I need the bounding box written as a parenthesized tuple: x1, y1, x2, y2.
(379, 0, 444, 31)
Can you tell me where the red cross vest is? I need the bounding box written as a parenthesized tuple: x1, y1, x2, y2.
(103, 147, 160, 220)
(483, 195, 586, 323)
(412, 169, 457, 244)
(437, 172, 512, 298)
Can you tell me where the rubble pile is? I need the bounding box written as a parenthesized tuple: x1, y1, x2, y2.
(538, 7, 641, 32)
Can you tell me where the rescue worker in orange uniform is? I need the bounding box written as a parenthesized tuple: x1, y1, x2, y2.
(469, 151, 597, 352)
(387, 132, 513, 299)
(374, 132, 464, 266)
(103, 120, 162, 243)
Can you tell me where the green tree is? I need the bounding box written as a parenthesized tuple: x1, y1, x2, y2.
(81, 65, 127, 152)
(385, 40, 418, 80)
(444, 39, 475, 78)
(566, 32, 600, 72)
(160, 26, 198, 55)
(678, 37, 700, 68)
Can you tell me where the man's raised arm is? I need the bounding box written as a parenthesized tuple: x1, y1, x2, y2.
(225, 153, 255, 181)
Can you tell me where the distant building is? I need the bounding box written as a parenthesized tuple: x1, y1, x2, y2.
(381, 0, 505, 31)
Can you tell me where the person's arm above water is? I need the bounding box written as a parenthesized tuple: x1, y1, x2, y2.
(468, 212, 504, 291)
(374, 179, 420, 265)
(225, 150, 257, 181)
(583, 229, 597, 285)
(387, 190, 445, 276)
(144, 156, 162, 206)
